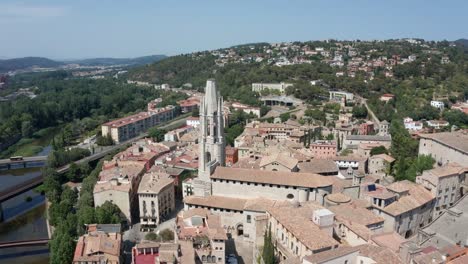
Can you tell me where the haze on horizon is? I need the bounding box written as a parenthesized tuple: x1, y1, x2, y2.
(1, 0, 467, 60)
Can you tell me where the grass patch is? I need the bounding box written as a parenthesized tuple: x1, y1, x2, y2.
(12, 145, 44, 157)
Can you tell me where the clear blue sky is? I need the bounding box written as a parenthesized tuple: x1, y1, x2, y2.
(1, 0, 466, 59)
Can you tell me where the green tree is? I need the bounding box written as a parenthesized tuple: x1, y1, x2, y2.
(95, 201, 121, 224)
(280, 112, 290, 122)
(145, 232, 159, 241)
(262, 224, 276, 264)
(370, 146, 388, 156)
(159, 229, 175, 241)
(148, 128, 167, 142)
(352, 105, 368, 118)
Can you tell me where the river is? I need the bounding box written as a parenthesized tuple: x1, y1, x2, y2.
(0, 159, 50, 263)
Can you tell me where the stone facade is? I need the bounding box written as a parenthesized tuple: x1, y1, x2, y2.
(418, 131, 468, 166)
(195, 79, 226, 196)
(416, 163, 466, 216)
(137, 172, 175, 230)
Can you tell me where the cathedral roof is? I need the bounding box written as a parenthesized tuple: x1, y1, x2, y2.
(211, 167, 333, 188)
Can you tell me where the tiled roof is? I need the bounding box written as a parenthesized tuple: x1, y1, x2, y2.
(383, 181, 435, 216)
(303, 246, 359, 263)
(138, 172, 173, 194)
(259, 153, 298, 169)
(268, 202, 339, 251)
(371, 232, 407, 252)
(211, 167, 333, 188)
(355, 244, 403, 264)
(297, 159, 338, 174)
(370, 153, 395, 163)
(329, 204, 384, 226)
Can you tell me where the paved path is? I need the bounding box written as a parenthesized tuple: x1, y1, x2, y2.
(356, 95, 380, 125)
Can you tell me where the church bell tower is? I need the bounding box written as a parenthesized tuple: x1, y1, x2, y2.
(194, 79, 225, 196)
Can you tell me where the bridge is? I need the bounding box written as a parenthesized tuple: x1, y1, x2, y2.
(0, 239, 49, 249)
(0, 175, 44, 203)
(0, 156, 47, 170)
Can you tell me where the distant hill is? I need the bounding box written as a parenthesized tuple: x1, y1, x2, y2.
(0, 57, 62, 73)
(454, 39, 468, 50)
(66, 55, 167, 66)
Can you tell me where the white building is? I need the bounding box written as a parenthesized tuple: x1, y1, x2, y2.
(430, 100, 445, 110)
(426, 120, 449, 129)
(329, 91, 354, 102)
(403, 117, 423, 131)
(251, 82, 293, 93)
(186, 116, 200, 128)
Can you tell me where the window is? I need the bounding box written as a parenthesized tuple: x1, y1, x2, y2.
(247, 215, 251, 223)
(287, 194, 294, 199)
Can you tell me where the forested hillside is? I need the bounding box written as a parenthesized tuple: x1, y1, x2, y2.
(0, 57, 62, 73)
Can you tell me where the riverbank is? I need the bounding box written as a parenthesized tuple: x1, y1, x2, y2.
(0, 127, 59, 158)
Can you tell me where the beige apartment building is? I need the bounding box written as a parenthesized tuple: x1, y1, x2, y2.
(101, 105, 176, 143)
(138, 171, 175, 230)
(361, 181, 435, 238)
(416, 163, 466, 216)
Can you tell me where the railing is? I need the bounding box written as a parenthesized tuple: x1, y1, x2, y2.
(0, 175, 44, 202)
(0, 239, 50, 249)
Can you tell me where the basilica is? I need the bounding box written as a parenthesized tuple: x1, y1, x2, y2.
(182, 80, 335, 245)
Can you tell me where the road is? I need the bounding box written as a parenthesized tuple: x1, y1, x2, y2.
(356, 95, 380, 125)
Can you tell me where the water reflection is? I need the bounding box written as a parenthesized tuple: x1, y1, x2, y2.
(0, 167, 49, 263)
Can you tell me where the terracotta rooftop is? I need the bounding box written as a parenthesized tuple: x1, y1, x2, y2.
(383, 181, 435, 216)
(303, 246, 359, 263)
(419, 163, 466, 184)
(267, 202, 339, 251)
(73, 231, 122, 263)
(103, 111, 151, 128)
(370, 153, 395, 163)
(297, 159, 338, 174)
(329, 204, 384, 226)
(259, 153, 298, 170)
(371, 232, 407, 252)
(184, 195, 285, 213)
(138, 172, 173, 194)
(355, 244, 402, 264)
(211, 167, 333, 188)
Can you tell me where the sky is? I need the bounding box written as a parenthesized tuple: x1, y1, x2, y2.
(1, 0, 467, 60)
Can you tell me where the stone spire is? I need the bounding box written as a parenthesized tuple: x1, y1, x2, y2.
(194, 79, 225, 196)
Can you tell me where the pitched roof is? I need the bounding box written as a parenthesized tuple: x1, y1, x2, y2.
(370, 153, 395, 163)
(371, 232, 407, 252)
(303, 246, 360, 263)
(267, 202, 339, 251)
(211, 167, 333, 188)
(138, 172, 173, 194)
(329, 204, 384, 226)
(355, 244, 403, 264)
(259, 153, 298, 169)
(383, 181, 435, 216)
(297, 159, 338, 174)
